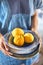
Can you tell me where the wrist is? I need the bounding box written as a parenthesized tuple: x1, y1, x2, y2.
(31, 28, 38, 33)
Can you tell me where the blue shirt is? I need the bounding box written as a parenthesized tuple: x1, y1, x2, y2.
(0, 0, 43, 65)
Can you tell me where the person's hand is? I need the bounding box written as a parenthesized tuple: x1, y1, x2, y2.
(32, 41, 43, 65)
(32, 54, 43, 65)
(31, 28, 43, 65)
(0, 33, 12, 56)
(31, 28, 41, 44)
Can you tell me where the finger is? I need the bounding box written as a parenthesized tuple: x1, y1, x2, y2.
(35, 32, 41, 42)
(0, 42, 13, 56)
(4, 50, 13, 56)
(0, 34, 13, 56)
(35, 33, 43, 53)
(32, 54, 43, 65)
(1, 37, 9, 51)
(3, 43, 13, 56)
(32, 60, 40, 65)
(3, 40, 9, 51)
(39, 42, 43, 54)
(38, 36, 42, 44)
(1, 47, 13, 56)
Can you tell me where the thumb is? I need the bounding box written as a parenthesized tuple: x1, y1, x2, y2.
(39, 40, 43, 54)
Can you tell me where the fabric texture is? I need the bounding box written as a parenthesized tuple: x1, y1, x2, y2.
(0, 0, 43, 65)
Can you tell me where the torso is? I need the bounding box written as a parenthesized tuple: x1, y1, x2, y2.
(0, 0, 36, 65)
(0, 0, 35, 34)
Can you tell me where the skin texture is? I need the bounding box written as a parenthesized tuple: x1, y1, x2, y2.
(31, 11, 38, 32)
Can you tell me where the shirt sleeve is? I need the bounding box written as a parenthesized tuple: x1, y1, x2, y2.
(0, 0, 11, 34)
(2, 0, 11, 28)
(34, 0, 43, 10)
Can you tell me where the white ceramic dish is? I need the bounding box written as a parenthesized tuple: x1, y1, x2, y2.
(4, 30, 39, 60)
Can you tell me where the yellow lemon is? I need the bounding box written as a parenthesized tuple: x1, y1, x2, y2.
(13, 35, 24, 46)
(24, 33, 34, 43)
(12, 28, 24, 37)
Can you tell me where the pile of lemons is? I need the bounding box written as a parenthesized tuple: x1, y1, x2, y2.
(11, 28, 34, 46)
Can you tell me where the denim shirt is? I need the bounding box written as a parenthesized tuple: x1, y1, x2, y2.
(0, 0, 43, 65)
(0, 0, 43, 34)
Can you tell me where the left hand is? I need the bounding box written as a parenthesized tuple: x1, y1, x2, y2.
(31, 28, 43, 65)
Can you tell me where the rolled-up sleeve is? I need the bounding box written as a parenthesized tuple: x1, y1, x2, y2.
(29, 0, 43, 16)
(34, 0, 43, 10)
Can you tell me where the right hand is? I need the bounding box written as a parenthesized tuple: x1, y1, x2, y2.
(0, 33, 12, 56)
